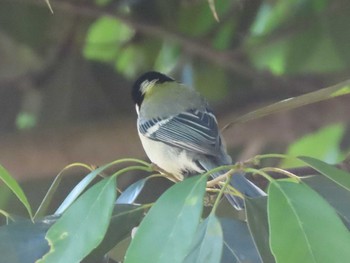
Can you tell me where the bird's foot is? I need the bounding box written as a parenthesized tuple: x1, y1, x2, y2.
(151, 163, 183, 183)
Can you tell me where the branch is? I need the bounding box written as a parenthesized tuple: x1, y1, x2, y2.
(9, 0, 328, 92)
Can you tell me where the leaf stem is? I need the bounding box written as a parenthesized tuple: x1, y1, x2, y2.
(260, 167, 301, 182)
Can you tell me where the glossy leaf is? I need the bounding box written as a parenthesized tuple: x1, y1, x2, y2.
(116, 178, 147, 204)
(223, 79, 350, 130)
(35, 163, 92, 220)
(55, 163, 113, 214)
(0, 165, 32, 219)
(302, 175, 350, 228)
(220, 218, 261, 263)
(268, 180, 350, 263)
(124, 175, 207, 263)
(183, 214, 223, 263)
(0, 217, 56, 263)
(245, 197, 274, 263)
(298, 156, 350, 191)
(37, 177, 116, 263)
(84, 204, 144, 263)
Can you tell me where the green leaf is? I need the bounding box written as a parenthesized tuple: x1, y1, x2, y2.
(154, 42, 179, 74)
(37, 177, 116, 263)
(124, 175, 207, 263)
(212, 19, 236, 50)
(178, 2, 216, 36)
(83, 16, 134, 62)
(298, 156, 350, 192)
(281, 124, 345, 168)
(268, 180, 350, 263)
(220, 218, 261, 263)
(84, 204, 144, 263)
(248, 37, 288, 75)
(183, 214, 223, 263)
(284, 20, 345, 74)
(116, 178, 147, 204)
(0, 217, 55, 263)
(0, 165, 32, 219)
(250, 7, 347, 75)
(178, 0, 231, 36)
(55, 163, 114, 215)
(302, 175, 350, 227)
(245, 197, 275, 263)
(115, 45, 142, 78)
(251, 1, 306, 36)
(34, 163, 92, 220)
(223, 79, 350, 130)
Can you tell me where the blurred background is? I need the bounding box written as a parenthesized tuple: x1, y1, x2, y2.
(0, 0, 350, 215)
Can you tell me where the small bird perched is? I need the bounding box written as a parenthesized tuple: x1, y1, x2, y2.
(131, 71, 266, 209)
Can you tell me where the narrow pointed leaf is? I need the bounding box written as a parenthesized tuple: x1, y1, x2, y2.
(268, 180, 350, 263)
(302, 175, 350, 228)
(124, 175, 207, 263)
(183, 214, 223, 263)
(223, 79, 350, 130)
(84, 204, 144, 262)
(298, 156, 350, 191)
(220, 218, 261, 263)
(116, 178, 147, 204)
(35, 163, 92, 219)
(245, 197, 274, 263)
(0, 166, 32, 219)
(37, 177, 116, 263)
(55, 163, 114, 215)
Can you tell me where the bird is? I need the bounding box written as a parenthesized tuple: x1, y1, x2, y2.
(131, 71, 266, 209)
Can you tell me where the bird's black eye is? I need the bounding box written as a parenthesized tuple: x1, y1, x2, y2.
(131, 71, 174, 107)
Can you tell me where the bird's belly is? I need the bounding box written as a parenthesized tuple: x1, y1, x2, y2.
(139, 134, 203, 180)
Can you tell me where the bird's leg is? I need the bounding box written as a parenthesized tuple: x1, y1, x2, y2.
(150, 163, 183, 183)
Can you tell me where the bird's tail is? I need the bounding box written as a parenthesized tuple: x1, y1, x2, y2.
(199, 161, 266, 210)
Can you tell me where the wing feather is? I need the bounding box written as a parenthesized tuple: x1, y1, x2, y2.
(138, 109, 221, 156)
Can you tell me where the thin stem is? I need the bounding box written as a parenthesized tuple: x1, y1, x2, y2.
(0, 209, 14, 223)
(212, 175, 231, 213)
(244, 167, 275, 182)
(260, 167, 301, 182)
(111, 165, 153, 179)
(34, 162, 93, 220)
(222, 182, 244, 199)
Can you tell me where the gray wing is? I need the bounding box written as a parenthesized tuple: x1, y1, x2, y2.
(138, 109, 222, 156)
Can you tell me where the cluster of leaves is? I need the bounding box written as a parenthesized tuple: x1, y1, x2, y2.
(1, 153, 350, 263)
(1, 79, 350, 262)
(3, 0, 350, 134)
(79, 0, 350, 89)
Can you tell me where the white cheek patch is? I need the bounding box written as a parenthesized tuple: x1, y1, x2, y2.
(135, 104, 140, 115)
(140, 79, 157, 94)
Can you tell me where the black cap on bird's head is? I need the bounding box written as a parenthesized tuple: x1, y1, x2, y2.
(132, 71, 174, 107)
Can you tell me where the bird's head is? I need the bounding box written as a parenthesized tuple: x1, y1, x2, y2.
(131, 71, 174, 109)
